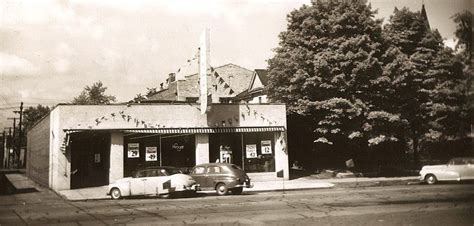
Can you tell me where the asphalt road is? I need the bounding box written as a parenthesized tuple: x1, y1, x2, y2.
(0, 183, 473, 225)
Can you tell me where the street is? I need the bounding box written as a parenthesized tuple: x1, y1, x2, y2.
(0, 183, 473, 225)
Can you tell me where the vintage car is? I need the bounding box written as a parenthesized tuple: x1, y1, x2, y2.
(190, 163, 253, 195)
(107, 166, 199, 199)
(419, 157, 474, 184)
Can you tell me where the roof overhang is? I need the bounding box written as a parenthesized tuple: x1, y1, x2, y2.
(64, 126, 285, 134)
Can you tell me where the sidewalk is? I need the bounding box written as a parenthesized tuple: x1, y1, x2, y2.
(4, 173, 419, 201)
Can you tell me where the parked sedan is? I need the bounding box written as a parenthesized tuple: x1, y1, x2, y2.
(190, 163, 253, 195)
(107, 166, 199, 199)
(419, 157, 474, 184)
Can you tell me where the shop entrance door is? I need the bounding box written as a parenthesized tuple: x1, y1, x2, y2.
(70, 133, 110, 189)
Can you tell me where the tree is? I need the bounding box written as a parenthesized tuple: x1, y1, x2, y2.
(452, 10, 472, 61)
(266, 0, 401, 166)
(72, 81, 117, 105)
(383, 7, 468, 163)
(22, 105, 50, 132)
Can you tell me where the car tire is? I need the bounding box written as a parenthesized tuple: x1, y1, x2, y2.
(216, 183, 228, 195)
(425, 174, 437, 185)
(231, 187, 243, 195)
(110, 188, 122, 200)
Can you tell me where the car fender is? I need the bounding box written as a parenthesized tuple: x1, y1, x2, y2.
(108, 179, 131, 196)
(422, 168, 460, 181)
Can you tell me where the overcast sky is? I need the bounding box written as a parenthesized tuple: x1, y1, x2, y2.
(0, 0, 470, 129)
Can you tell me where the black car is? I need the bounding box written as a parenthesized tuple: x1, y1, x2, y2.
(190, 163, 253, 195)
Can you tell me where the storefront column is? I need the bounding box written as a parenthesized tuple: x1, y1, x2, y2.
(110, 132, 124, 183)
(274, 131, 289, 180)
(195, 134, 209, 165)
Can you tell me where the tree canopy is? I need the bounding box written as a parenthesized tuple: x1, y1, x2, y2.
(266, 0, 471, 166)
(22, 104, 50, 132)
(72, 81, 117, 105)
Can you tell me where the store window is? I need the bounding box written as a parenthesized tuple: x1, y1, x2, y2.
(243, 132, 275, 173)
(209, 133, 242, 167)
(209, 132, 275, 173)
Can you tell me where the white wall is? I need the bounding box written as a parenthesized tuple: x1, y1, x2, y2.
(195, 134, 209, 165)
(110, 132, 124, 183)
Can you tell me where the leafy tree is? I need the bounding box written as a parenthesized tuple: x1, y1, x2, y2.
(266, 0, 403, 164)
(452, 10, 472, 61)
(22, 105, 50, 132)
(383, 8, 468, 163)
(72, 81, 117, 105)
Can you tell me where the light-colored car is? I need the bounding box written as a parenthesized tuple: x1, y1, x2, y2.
(190, 163, 253, 195)
(107, 167, 199, 199)
(419, 157, 474, 185)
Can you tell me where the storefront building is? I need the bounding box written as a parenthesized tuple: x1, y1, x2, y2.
(27, 103, 288, 191)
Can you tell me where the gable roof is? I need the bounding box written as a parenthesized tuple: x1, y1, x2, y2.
(147, 63, 254, 101)
(254, 69, 269, 86)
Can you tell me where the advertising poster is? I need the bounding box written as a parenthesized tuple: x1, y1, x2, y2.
(146, 147, 158, 161)
(246, 144, 257, 158)
(128, 143, 140, 158)
(261, 140, 272, 154)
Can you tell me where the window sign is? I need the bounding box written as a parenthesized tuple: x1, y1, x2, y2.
(146, 147, 158, 161)
(261, 140, 272, 154)
(94, 153, 101, 163)
(172, 143, 184, 152)
(246, 144, 257, 158)
(128, 143, 140, 158)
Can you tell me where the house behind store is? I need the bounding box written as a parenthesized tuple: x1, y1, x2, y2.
(26, 64, 289, 191)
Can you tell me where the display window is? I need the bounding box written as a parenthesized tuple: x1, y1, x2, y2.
(209, 132, 275, 173)
(243, 132, 275, 173)
(123, 134, 195, 177)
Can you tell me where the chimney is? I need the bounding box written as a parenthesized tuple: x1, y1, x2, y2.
(160, 82, 164, 90)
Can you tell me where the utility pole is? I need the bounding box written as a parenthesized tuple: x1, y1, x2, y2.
(3, 127, 12, 168)
(14, 102, 24, 168)
(7, 118, 18, 168)
(0, 131, 4, 168)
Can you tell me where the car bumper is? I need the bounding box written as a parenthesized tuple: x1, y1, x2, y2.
(234, 181, 253, 188)
(175, 184, 200, 192)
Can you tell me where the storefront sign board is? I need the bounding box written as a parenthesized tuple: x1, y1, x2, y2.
(261, 140, 272, 154)
(246, 144, 257, 158)
(128, 143, 140, 158)
(146, 147, 158, 161)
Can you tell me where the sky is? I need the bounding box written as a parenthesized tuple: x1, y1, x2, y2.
(0, 0, 470, 129)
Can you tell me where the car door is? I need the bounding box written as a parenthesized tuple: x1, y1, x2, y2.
(130, 170, 146, 196)
(191, 166, 209, 189)
(457, 158, 474, 180)
(206, 166, 224, 188)
(446, 159, 464, 180)
(466, 158, 474, 179)
(144, 169, 167, 195)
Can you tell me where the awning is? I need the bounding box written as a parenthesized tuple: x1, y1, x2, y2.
(64, 126, 285, 134)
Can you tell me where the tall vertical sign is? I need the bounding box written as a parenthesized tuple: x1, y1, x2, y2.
(199, 29, 210, 114)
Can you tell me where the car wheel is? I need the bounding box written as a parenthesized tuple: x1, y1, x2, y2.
(216, 183, 228, 195)
(425, 174, 437, 185)
(231, 187, 243, 195)
(110, 188, 122, 200)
